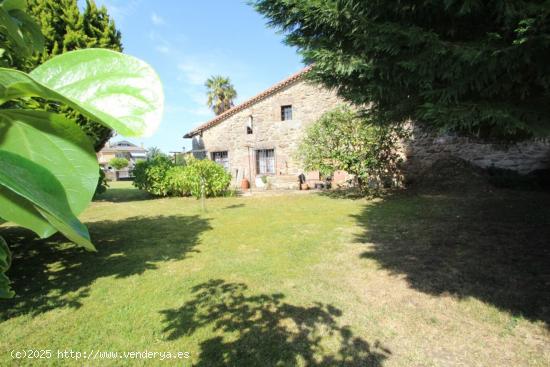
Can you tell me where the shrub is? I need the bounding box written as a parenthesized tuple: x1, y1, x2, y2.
(132, 156, 174, 196)
(133, 156, 231, 198)
(298, 105, 407, 195)
(180, 158, 231, 199)
(94, 169, 109, 197)
(109, 157, 129, 170)
(165, 166, 189, 197)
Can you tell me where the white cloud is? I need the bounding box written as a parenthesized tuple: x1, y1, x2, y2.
(149, 31, 172, 55)
(151, 12, 165, 26)
(177, 59, 215, 86)
(97, 0, 141, 23)
(155, 45, 170, 54)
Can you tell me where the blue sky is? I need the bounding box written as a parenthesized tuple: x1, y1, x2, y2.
(91, 0, 303, 152)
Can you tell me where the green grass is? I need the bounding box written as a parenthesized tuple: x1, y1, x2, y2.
(0, 183, 549, 366)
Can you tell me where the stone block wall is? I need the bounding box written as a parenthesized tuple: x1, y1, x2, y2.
(403, 125, 550, 177)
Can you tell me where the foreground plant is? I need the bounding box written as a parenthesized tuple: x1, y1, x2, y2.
(0, 1, 163, 297)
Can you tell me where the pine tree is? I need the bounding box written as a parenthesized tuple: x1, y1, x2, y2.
(253, 0, 550, 140)
(27, 0, 123, 150)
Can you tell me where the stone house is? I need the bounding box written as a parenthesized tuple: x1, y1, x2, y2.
(184, 67, 550, 189)
(184, 66, 344, 189)
(97, 140, 148, 180)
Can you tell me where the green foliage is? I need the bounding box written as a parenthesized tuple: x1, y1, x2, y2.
(179, 158, 232, 199)
(146, 146, 166, 160)
(0, 0, 44, 68)
(253, 0, 550, 140)
(0, 109, 97, 239)
(94, 168, 108, 197)
(0, 3, 163, 297)
(134, 156, 232, 199)
(205, 75, 237, 115)
(298, 106, 406, 194)
(174, 152, 187, 166)
(165, 165, 188, 197)
(109, 157, 129, 170)
(0, 235, 13, 298)
(132, 156, 174, 197)
(25, 0, 123, 150)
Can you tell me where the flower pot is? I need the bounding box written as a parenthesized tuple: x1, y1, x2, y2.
(301, 183, 309, 190)
(241, 178, 250, 190)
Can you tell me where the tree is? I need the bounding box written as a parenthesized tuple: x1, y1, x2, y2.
(253, 0, 550, 140)
(26, 0, 123, 151)
(147, 146, 165, 160)
(109, 157, 129, 170)
(205, 75, 237, 115)
(298, 106, 406, 194)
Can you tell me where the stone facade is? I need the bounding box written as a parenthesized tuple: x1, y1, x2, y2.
(185, 70, 550, 189)
(189, 78, 343, 189)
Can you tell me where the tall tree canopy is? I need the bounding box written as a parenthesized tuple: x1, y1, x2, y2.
(205, 75, 237, 115)
(253, 0, 550, 140)
(26, 0, 123, 150)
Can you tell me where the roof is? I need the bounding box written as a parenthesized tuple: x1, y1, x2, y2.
(100, 140, 148, 153)
(183, 65, 313, 138)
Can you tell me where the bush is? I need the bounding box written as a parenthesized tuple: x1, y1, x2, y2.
(178, 158, 231, 199)
(133, 156, 231, 198)
(132, 156, 173, 196)
(109, 157, 129, 170)
(94, 168, 109, 197)
(298, 105, 407, 195)
(165, 166, 188, 196)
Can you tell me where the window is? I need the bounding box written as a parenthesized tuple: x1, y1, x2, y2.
(211, 151, 229, 170)
(256, 149, 275, 175)
(281, 105, 292, 121)
(246, 115, 253, 134)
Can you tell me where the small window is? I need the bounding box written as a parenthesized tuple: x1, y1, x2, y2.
(211, 151, 229, 170)
(281, 105, 292, 121)
(256, 149, 275, 175)
(247, 115, 253, 134)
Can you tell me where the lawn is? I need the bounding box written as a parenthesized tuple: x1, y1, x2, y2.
(0, 181, 549, 366)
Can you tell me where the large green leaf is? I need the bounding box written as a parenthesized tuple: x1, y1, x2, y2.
(30, 48, 163, 137)
(0, 49, 163, 137)
(0, 149, 94, 251)
(0, 235, 14, 299)
(0, 109, 98, 238)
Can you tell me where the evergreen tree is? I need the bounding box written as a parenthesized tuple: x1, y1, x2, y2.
(27, 0, 123, 150)
(253, 0, 550, 140)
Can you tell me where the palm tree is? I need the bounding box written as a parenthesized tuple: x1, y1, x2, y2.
(205, 75, 237, 115)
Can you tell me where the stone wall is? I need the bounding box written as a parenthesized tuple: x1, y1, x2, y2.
(195, 79, 344, 189)
(403, 126, 550, 177)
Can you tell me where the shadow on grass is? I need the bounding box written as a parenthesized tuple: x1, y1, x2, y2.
(317, 188, 365, 200)
(0, 215, 211, 320)
(161, 279, 390, 366)
(94, 186, 153, 203)
(353, 190, 550, 326)
(223, 204, 245, 209)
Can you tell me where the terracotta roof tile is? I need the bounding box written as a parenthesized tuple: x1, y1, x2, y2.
(183, 65, 313, 138)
